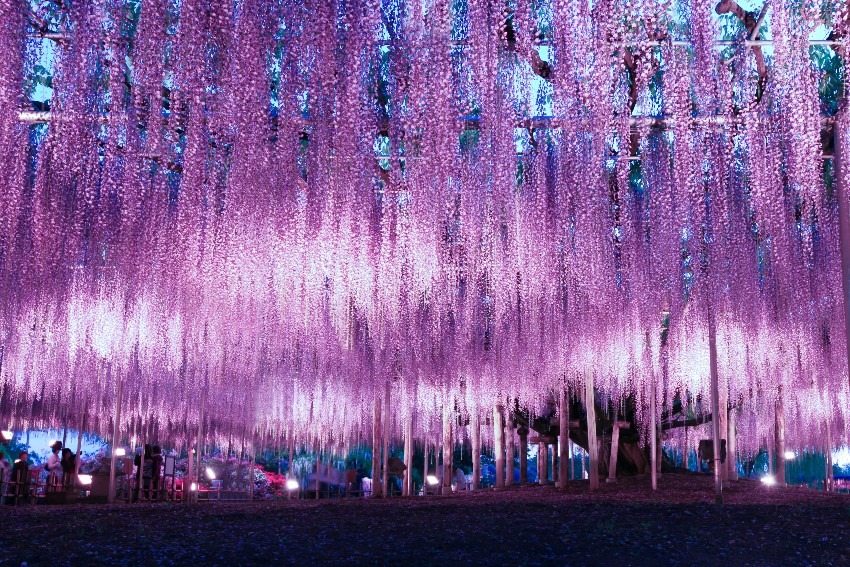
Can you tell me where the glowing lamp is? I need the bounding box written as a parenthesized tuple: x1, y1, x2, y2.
(0, 430, 12, 441)
(761, 476, 776, 486)
(426, 475, 439, 486)
(205, 468, 216, 480)
(783, 451, 795, 460)
(190, 482, 198, 491)
(115, 448, 126, 457)
(78, 474, 93, 485)
(285, 479, 299, 490)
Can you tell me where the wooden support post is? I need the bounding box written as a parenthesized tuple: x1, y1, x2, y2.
(472, 413, 481, 491)
(834, 121, 850, 396)
(371, 392, 382, 497)
(825, 420, 833, 492)
(442, 402, 452, 495)
(423, 441, 429, 495)
(708, 307, 723, 503)
(248, 450, 255, 501)
(108, 374, 122, 505)
(505, 415, 515, 486)
(775, 397, 786, 486)
(728, 407, 738, 481)
(651, 377, 658, 491)
(494, 404, 505, 489)
(187, 447, 194, 502)
(538, 442, 548, 484)
(136, 438, 146, 503)
(546, 441, 560, 488)
(196, 388, 207, 502)
(585, 370, 599, 491)
(559, 389, 569, 490)
(382, 382, 391, 497)
(608, 422, 621, 483)
(403, 413, 413, 496)
(519, 426, 529, 484)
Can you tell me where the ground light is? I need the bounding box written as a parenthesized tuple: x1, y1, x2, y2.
(286, 479, 299, 491)
(761, 476, 777, 486)
(1, 430, 12, 441)
(115, 448, 126, 456)
(426, 475, 439, 486)
(78, 474, 93, 485)
(205, 468, 216, 480)
(784, 450, 795, 460)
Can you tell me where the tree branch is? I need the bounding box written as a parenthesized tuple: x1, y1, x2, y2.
(715, 1, 768, 102)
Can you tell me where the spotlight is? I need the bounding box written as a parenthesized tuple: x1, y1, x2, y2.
(190, 482, 198, 491)
(0, 430, 12, 441)
(761, 476, 776, 486)
(426, 475, 439, 486)
(205, 468, 216, 480)
(115, 448, 126, 457)
(783, 450, 795, 460)
(78, 474, 93, 485)
(285, 479, 299, 490)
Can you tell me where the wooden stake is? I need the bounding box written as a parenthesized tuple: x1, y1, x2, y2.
(651, 375, 658, 491)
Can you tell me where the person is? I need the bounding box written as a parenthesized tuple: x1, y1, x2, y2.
(46, 441, 63, 487)
(60, 448, 76, 488)
(453, 467, 468, 491)
(10, 451, 29, 504)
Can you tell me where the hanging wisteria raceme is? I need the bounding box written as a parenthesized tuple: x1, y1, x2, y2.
(0, 0, 848, 458)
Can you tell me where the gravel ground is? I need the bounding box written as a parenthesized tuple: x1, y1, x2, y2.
(1, 473, 849, 566)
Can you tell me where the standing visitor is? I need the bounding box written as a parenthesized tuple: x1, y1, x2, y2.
(46, 441, 63, 487)
(61, 448, 76, 488)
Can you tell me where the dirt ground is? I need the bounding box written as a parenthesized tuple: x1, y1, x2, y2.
(1, 473, 849, 566)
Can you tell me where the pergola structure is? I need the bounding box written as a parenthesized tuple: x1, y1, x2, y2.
(0, 0, 848, 501)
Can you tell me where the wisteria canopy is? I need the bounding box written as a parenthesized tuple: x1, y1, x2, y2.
(0, 0, 848, 457)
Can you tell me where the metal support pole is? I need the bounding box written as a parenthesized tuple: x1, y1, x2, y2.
(708, 307, 723, 504)
(108, 374, 122, 504)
